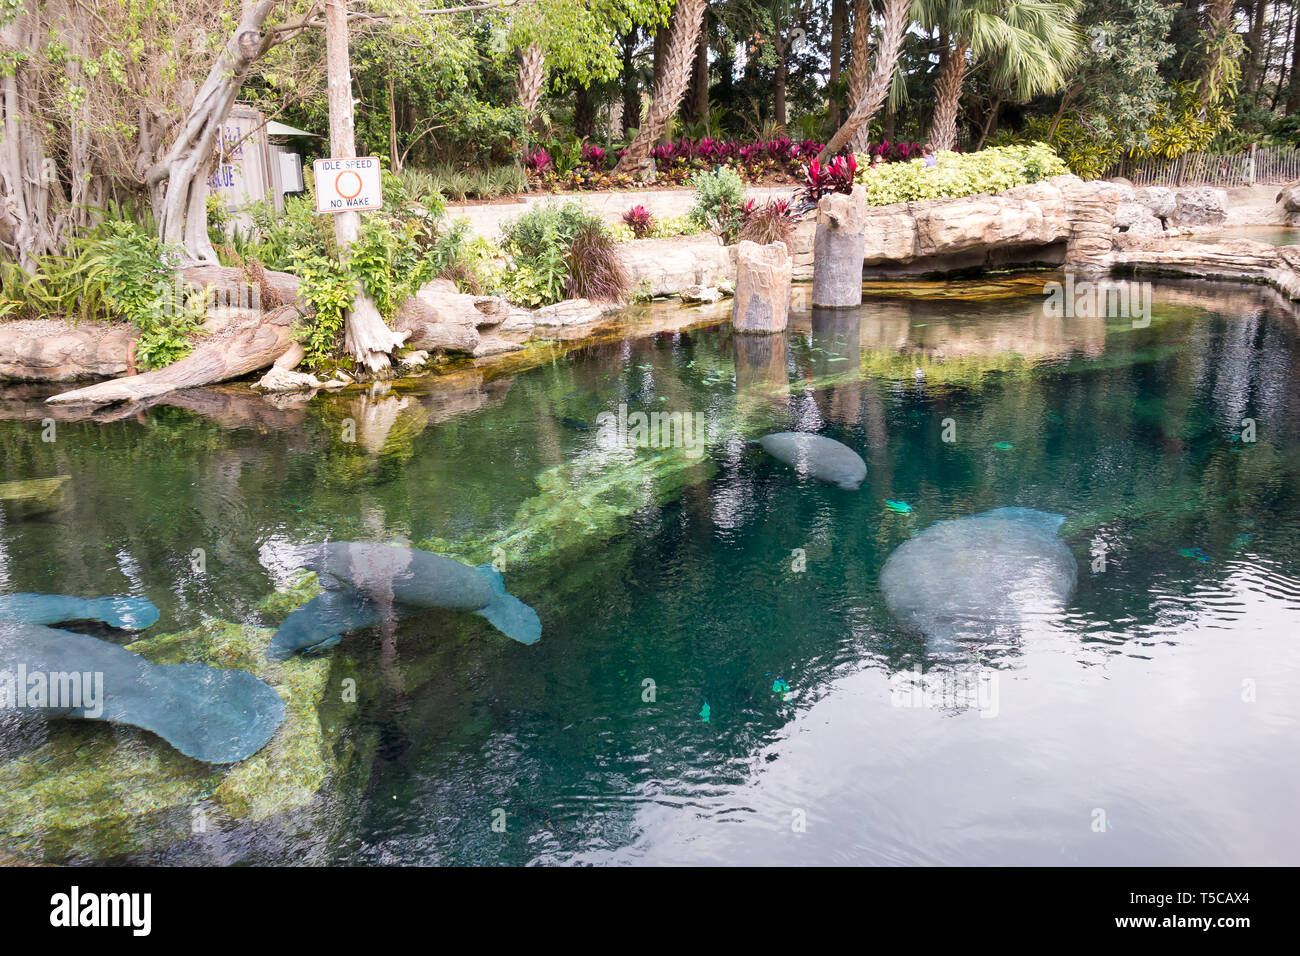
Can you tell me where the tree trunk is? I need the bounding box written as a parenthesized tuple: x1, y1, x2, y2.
(323, 0, 406, 374)
(846, 0, 870, 151)
(1243, 0, 1266, 101)
(45, 306, 299, 407)
(829, 0, 846, 128)
(1199, 0, 1236, 113)
(775, 60, 788, 128)
(146, 0, 281, 267)
(621, 30, 641, 137)
(1288, 3, 1300, 114)
(388, 75, 401, 174)
(820, 0, 910, 162)
(927, 42, 968, 151)
(614, 0, 708, 176)
(516, 42, 546, 118)
(574, 83, 596, 139)
(0, 9, 64, 268)
(689, 22, 710, 124)
(974, 94, 1000, 150)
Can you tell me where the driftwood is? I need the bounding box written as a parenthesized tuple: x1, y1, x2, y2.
(45, 305, 298, 406)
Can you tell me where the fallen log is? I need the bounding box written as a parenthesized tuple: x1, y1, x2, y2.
(44, 306, 299, 407)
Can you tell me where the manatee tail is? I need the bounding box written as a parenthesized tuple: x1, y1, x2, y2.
(473, 565, 541, 645)
(0, 593, 159, 630)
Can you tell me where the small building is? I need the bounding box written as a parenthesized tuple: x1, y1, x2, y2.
(207, 104, 315, 217)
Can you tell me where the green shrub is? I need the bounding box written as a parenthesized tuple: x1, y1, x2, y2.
(502, 201, 602, 259)
(854, 143, 1069, 206)
(608, 214, 705, 243)
(291, 250, 354, 370)
(499, 201, 611, 308)
(686, 167, 746, 235)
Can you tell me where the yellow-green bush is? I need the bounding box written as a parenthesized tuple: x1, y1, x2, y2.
(853, 143, 1069, 206)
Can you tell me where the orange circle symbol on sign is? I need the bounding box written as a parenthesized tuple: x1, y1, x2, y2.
(335, 170, 363, 200)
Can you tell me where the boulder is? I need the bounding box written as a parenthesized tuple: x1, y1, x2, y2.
(618, 235, 734, 297)
(256, 365, 322, 393)
(1170, 187, 1228, 228)
(680, 285, 724, 304)
(862, 207, 921, 264)
(1276, 180, 1300, 221)
(1134, 186, 1176, 220)
(392, 279, 481, 353)
(1115, 201, 1165, 236)
(732, 240, 792, 334)
(0, 475, 71, 520)
(530, 298, 622, 327)
(0, 321, 135, 382)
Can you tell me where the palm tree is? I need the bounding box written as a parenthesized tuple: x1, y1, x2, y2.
(516, 43, 547, 118)
(920, 0, 1081, 152)
(818, 0, 914, 161)
(614, 0, 709, 177)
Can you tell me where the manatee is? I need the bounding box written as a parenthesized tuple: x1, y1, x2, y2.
(266, 542, 542, 660)
(879, 507, 1078, 651)
(759, 432, 867, 491)
(0, 593, 160, 630)
(0, 622, 285, 764)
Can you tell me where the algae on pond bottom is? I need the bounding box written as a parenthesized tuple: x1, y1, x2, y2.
(0, 603, 338, 861)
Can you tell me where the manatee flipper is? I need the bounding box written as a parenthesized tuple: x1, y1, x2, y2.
(472, 565, 541, 645)
(0, 593, 159, 630)
(266, 587, 383, 660)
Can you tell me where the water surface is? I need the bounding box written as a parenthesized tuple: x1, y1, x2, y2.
(2, 276, 1298, 865)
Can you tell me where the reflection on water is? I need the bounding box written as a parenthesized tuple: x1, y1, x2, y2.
(2, 279, 1300, 865)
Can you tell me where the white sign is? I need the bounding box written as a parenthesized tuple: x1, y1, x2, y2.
(313, 156, 383, 213)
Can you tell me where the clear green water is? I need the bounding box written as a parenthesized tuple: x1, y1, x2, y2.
(2, 277, 1300, 865)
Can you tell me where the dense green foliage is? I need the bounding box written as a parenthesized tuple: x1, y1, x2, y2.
(0, 216, 203, 369)
(500, 202, 612, 307)
(855, 143, 1068, 205)
(686, 167, 747, 236)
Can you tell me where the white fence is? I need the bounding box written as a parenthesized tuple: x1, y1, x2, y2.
(1104, 146, 1300, 187)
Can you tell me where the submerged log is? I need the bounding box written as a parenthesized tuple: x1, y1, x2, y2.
(44, 305, 298, 407)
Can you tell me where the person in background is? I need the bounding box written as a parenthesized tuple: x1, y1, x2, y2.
(870, 154, 885, 171)
(921, 143, 937, 167)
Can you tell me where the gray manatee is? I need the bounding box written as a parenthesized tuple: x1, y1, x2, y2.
(879, 507, 1078, 651)
(759, 432, 867, 491)
(0, 593, 160, 630)
(266, 542, 541, 660)
(0, 621, 285, 764)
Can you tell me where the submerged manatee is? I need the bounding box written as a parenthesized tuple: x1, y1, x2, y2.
(879, 507, 1078, 651)
(0, 622, 285, 764)
(266, 542, 542, 660)
(0, 593, 160, 630)
(759, 432, 867, 491)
